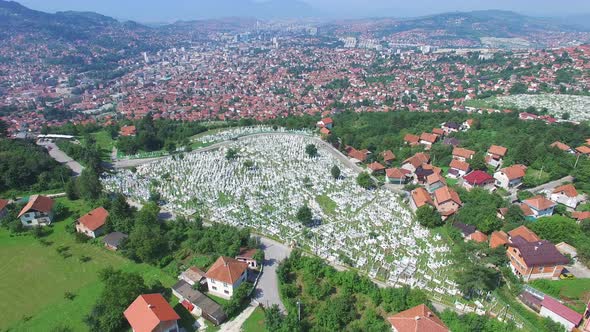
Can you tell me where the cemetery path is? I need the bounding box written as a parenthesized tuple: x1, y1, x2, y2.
(255, 236, 291, 312)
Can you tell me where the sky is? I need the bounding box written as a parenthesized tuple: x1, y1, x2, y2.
(15, 0, 590, 22)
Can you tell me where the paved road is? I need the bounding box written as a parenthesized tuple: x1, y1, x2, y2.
(38, 142, 84, 176)
(528, 176, 574, 193)
(217, 302, 258, 332)
(567, 261, 590, 278)
(254, 236, 291, 312)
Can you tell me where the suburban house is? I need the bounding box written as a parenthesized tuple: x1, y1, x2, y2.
(463, 170, 495, 191)
(461, 119, 475, 131)
(415, 164, 441, 184)
(103, 231, 127, 251)
(551, 184, 585, 209)
(522, 196, 556, 219)
(572, 211, 590, 223)
(18, 195, 54, 227)
(124, 294, 180, 332)
(75, 207, 109, 238)
(172, 280, 227, 326)
(419, 132, 438, 149)
(540, 296, 583, 331)
(381, 150, 396, 165)
(347, 147, 370, 163)
(235, 248, 259, 269)
(448, 159, 471, 178)
(316, 117, 334, 129)
(426, 173, 446, 193)
(386, 168, 410, 185)
(490, 230, 510, 249)
(410, 187, 435, 211)
(452, 147, 475, 162)
(179, 266, 207, 286)
(442, 121, 460, 134)
(367, 162, 386, 174)
(433, 186, 462, 218)
(507, 237, 569, 281)
(401, 152, 430, 174)
(443, 137, 460, 147)
(319, 127, 331, 136)
(403, 133, 420, 146)
(494, 164, 527, 189)
(453, 222, 476, 239)
(0, 199, 8, 219)
(387, 304, 449, 332)
(467, 230, 488, 243)
(486, 145, 508, 168)
(432, 128, 445, 137)
(576, 145, 590, 156)
(205, 256, 248, 299)
(119, 125, 137, 137)
(550, 141, 574, 154)
(555, 242, 578, 260)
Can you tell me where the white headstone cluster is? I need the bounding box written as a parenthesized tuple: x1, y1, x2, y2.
(102, 133, 459, 296)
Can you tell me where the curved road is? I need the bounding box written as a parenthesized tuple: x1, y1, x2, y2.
(254, 236, 292, 312)
(38, 142, 84, 176)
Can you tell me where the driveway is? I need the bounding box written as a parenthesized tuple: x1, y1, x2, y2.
(567, 261, 590, 278)
(254, 236, 291, 312)
(39, 142, 84, 176)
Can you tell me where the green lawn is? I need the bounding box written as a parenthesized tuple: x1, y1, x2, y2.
(241, 306, 266, 332)
(78, 130, 116, 161)
(0, 198, 177, 331)
(530, 278, 590, 313)
(316, 194, 337, 215)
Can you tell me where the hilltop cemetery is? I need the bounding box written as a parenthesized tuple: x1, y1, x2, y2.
(102, 133, 459, 298)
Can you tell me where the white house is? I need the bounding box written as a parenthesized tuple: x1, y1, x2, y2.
(551, 184, 585, 209)
(75, 207, 108, 238)
(539, 296, 582, 331)
(18, 195, 54, 227)
(494, 164, 527, 190)
(205, 256, 248, 299)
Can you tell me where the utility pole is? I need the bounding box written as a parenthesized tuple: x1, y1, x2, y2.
(297, 299, 301, 321)
(575, 154, 581, 169)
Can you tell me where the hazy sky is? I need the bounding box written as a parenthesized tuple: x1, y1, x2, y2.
(15, 0, 590, 22)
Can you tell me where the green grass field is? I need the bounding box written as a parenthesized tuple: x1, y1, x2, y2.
(316, 194, 337, 215)
(241, 306, 266, 332)
(530, 278, 590, 313)
(0, 198, 176, 331)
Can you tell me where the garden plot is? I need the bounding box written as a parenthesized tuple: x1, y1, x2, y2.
(102, 134, 458, 296)
(495, 94, 590, 121)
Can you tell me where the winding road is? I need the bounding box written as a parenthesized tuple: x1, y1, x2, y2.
(38, 141, 84, 176)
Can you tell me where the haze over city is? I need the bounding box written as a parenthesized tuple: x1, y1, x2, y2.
(16, 0, 590, 22)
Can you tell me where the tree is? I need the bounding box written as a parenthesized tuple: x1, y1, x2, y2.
(306, 144, 318, 158)
(0, 119, 7, 137)
(416, 205, 443, 228)
(77, 169, 102, 200)
(65, 178, 79, 200)
(356, 172, 375, 189)
(264, 305, 284, 331)
(85, 268, 149, 332)
(331, 165, 341, 179)
(456, 265, 500, 298)
(297, 205, 313, 226)
(470, 153, 487, 171)
(225, 148, 239, 160)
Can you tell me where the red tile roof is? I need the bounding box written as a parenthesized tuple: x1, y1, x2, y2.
(78, 207, 109, 231)
(0, 199, 8, 211)
(488, 145, 507, 157)
(434, 186, 462, 206)
(368, 162, 385, 172)
(552, 184, 578, 198)
(550, 141, 571, 152)
(490, 231, 509, 248)
(124, 294, 180, 332)
(381, 150, 396, 162)
(463, 170, 493, 185)
(449, 159, 471, 172)
(404, 134, 420, 144)
(119, 125, 137, 137)
(420, 132, 438, 144)
(499, 164, 527, 180)
(541, 296, 583, 326)
(452, 147, 475, 159)
(469, 231, 488, 243)
(403, 153, 430, 168)
(18, 195, 54, 218)
(387, 304, 449, 332)
(524, 195, 556, 211)
(577, 145, 590, 154)
(386, 168, 409, 179)
(411, 188, 434, 208)
(572, 211, 590, 221)
(205, 256, 248, 284)
(509, 226, 540, 243)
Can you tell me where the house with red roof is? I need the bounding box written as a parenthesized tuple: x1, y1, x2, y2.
(550, 184, 585, 209)
(486, 145, 508, 168)
(522, 196, 556, 220)
(550, 141, 574, 154)
(540, 296, 583, 331)
(387, 304, 449, 332)
(419, 132, 438, 149)
(494, 164, 527, 189)
(433, 186, 462, 218)
(452, 147, 475, 162)
(401, 152, 430, 174)
(463, 170, 494, 191)
(205, 256, 248, 299)
(367, 162, 386, 174)
(448, 159, 471, 178)
(403, 133, 420, 146)
(18, 195, 54, 227)
(119, 125, 137, 137)
(76, 207, 109, 238)
(386, 168, 410, 185)
(410, 187, 434, 211)
(381, 150, 396, 165)
(124, 294, 180, 332)
(316, 117, 333, 129)
(426, 173, 446, 193)
(576, 145, 590, 156)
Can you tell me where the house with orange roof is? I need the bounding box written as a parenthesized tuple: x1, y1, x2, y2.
(387, 304, 449, 332)
(410, 187, 434, 211)
(426, 173, 446, 193)
(494, 164, 527, 189)
(572, 211, 590, 223)
(319, 127, 331, 137)
(347, 147, 370, 163)
(124, 293, 180, 332)
(401, 152, 430, 174)
(467, 230, 488, 243)
(18, 195, 54, 227)
(522, 195, 556, 220)
(419, 132, 438, 149)
(386, 168, 410, 185)
(448, 159, 471, 178)
(550, 141, 574, 154)
(316, 117, 333, 129)
(433, 186, 462, 218)
(119, 125, 137, 137)
(367, 162, 386, 174)
(432, 128, 445, 137)
(403, 133, 420, 146)
(452, 147, 475, 162)
(551, 184, 585, 209)
(381, 150, 396, 165)
(205, 256, 248, 299)
(486, 145, 508, 168)
(490, 230, 509, 248)
(75, 207, 109, 238)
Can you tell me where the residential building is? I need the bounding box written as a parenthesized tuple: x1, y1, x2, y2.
(448, 159, 471, 178)
(426, 173, 446, 193)
(551, 184, 585, 209)
(463, 170, 494, 190)
(179, 266, 207, 286)
(486, 145, 508, 168)
(205, 256, 248, 299)
(576, 146, 590, 156)
(490, 230, 509, 248)
(103, 231, 127, 251)
(401, 152, 430, 174)
(507, 238, 569, 281)
(419, 132, 438, 149)
(367, 162, 386, 174)
(316, 117, 333, 129)
(572, 211, 590, 223)
(124, 294, 180, 332)
(387, 304, 449, 332)
(17, 195, 54, 227)
(381, 150, 396, 165)
(235, 248, 259, 269)
(0, 199, 8, 219)
(347, 147, 370, 163)
(386, 168, 410, 185)
(550, 141, 574, 154)
(452, 147, 475, 162)
(119, 125, 137, 137)
(494, 164, 527, 189)
(76, 207, 109, 238)
(172, 280, 226, 325)
(433, 186, 462, 218)
(403, 133, 420, 146)
(442, 122, 460, 134)
(467, 230, 488, 243)
(540, 296, 583, 331)
(522, 196, 557, 219)
(410, 187, 434, 211)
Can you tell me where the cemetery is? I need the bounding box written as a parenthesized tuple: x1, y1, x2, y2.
(102, 132, 460, 299)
